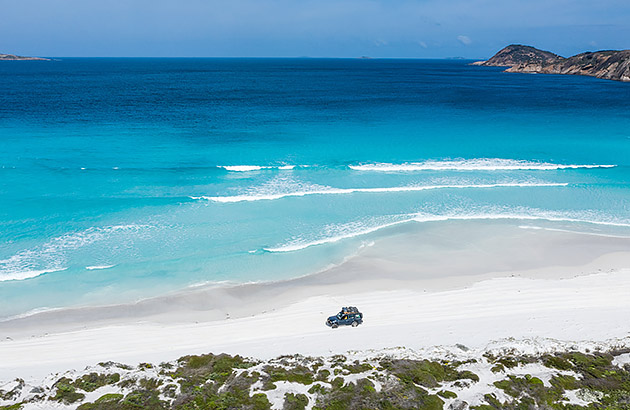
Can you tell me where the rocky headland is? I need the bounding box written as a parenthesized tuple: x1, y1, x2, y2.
(473, 44, 630, 82)
(0, 53, 48, 61)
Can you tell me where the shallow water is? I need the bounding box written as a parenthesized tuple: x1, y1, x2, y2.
(1, 58, 629, 318)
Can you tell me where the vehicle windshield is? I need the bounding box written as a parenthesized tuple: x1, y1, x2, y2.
(337, 313, 342, 319)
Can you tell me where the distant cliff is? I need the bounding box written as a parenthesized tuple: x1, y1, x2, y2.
(473, 45, 630, 82)
(0, 53, 48, 61)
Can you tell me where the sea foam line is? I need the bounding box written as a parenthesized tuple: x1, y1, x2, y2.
(193, 182, 568, 203)
(349, 159, 616, 172)
(264, 219, 413, 252)
(219, 165, 296, 172)
(0, 224, 148, 283)
(264, 213, 630, 253)
(85, 265, 116, 270)
(0, 268, 68, 282)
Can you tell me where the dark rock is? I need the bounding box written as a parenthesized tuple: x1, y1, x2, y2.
(473, 44, 630, 82)
(0, 53, 49, 61)
(473, 44, 561, 67)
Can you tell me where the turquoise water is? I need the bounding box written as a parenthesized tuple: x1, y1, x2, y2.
(1, 58, 629, 318)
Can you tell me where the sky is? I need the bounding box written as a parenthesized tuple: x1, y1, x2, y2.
(1, 0, 629, 58)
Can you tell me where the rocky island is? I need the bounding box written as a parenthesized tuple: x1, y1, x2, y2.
(473, 44, 630, 82)
(0, 53, 48, 61)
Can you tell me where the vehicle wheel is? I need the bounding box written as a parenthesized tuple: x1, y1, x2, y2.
(332, 323, 338, 329)
(351, 321, 359, 327)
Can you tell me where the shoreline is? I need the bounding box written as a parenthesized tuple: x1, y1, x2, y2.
(1, 268, 630, 380)
(1, 219, 630, 381)
(2, 218, 630, 332)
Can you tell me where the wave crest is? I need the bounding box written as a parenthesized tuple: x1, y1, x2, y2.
(349, 159, 616, 172)
(194, 182, 568, 203)
(219, 165, 296, 172)
(0, 225, 146, 282)
(263, 211, 630, 253)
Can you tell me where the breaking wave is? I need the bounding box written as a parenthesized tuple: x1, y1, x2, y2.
(0, 225, 147, 282)
(349, 159, 616, 172)
(85, 265, 116, 270)
(263, 211, 630, 253)
(219, 165, 296, 172)
(0, 268, 68, 282)
(193, 182, 568, 203)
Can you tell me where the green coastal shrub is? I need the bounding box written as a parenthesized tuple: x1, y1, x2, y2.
(51, 378, 85, 404)
(284, 393, 308, 410)
(74, 373, 121, 392)
(0, 404, 24, 410)
(542, 354, 573, 370)
(438, 390, 457, 399)
(95, 393, 124, 403)
(380, 359, 479, 388)
(265, 365, 314, 385)
(343, 361, 373, 374)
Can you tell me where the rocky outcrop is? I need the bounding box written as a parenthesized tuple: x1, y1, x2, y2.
(0, 53, 48, 61)
(474, 45, 630, 82)
(472, 44, 562, 67)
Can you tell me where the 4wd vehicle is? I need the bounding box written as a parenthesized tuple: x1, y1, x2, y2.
(326, 306, 363, 328)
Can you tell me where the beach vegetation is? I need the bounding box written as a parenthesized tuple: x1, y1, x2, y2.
(283, 393, 308, 410)
(549, 375, 579, 391)
(73, 373, 121, 392)
(264, 365, 314, 385)
(438, 390, 457, 399)
(98, 361, 133, 371)
(330, 355, 347, 365)
(0, 380, 24, 401)
(51, 378, 85, 404)
(315, 369, 330, 381)
(311, 376, 444, 410)
(542, 354, 573, 371)
(174, 353, 254, 388)
(121, 389, 168, 409)
(162, 384, 178, 398)
(343, 361, 373, 374)
(7, 350, 630, 410)
(139, 378, 162, 390)
(0, 404, 24, 410)
(76, 393, 124, 408)
(380, 359, 479, 388)
(261, 380, 276, 390)
(95, 393, 124, 403)
(331, 377, 344, 388)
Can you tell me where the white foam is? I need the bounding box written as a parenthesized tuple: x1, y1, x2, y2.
(0, 268, 67, 282)
(0, 225, 147, 282)
(349, 159, 616, 172)
(219, 165, 296, 172)
(85, 265, 116, 270)
(195, 182, 568, 203)
(264, 218, 413, 252)
(264, 212, 630, 253)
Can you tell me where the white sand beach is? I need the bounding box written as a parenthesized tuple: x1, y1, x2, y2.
(1, 220, 630, 383)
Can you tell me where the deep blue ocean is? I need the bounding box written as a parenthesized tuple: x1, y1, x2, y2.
(1, 58, 629, 319)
